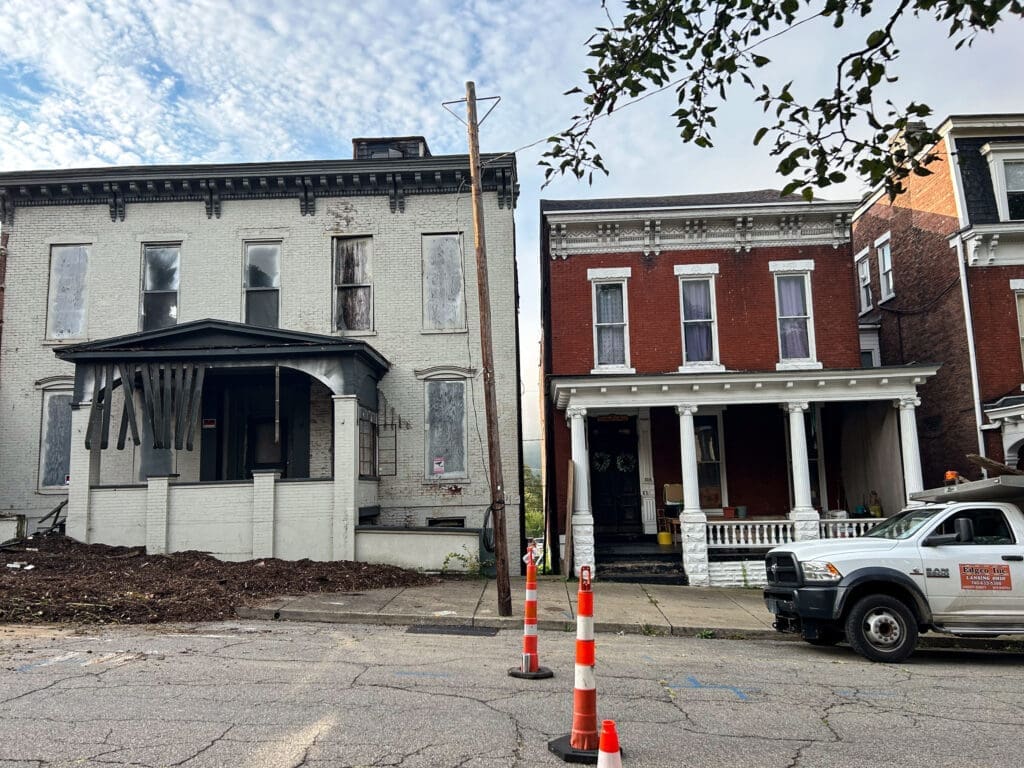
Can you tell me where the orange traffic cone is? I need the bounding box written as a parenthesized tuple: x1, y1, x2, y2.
(509, 542, 553, 679)
(549, 566, 601, 763)
(596, 720, 622, 768)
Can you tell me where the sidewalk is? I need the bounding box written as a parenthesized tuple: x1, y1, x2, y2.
(235, 576, 777, 637)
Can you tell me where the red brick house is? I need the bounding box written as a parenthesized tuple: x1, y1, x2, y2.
(541, 192, 937, 583)
(852, 114, 1024, 487)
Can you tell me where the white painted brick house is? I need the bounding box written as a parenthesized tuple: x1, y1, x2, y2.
(0, 137, 523, 572)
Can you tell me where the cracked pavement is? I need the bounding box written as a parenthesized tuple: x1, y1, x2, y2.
(1, 622, 1022, 767)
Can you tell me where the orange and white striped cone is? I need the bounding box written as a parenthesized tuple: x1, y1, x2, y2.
(509, 542, 553, 679)
(596, 720, 622, 768)
(548, 565, 601, 763)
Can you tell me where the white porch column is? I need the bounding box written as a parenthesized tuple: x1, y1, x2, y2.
(897, 396, 924, 503)
(786, 401, 820, 540)
(332, 395, 359, 561)
(145, 475, 171, 555)
(636, 408, 657, 535)
(66, 403, 100, 543)
(676, 404, 709, 586)
(251, 470, 280, 559)
(567, 405, 594, 575)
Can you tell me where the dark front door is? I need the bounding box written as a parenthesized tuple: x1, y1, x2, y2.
(588, 415, 642, 534)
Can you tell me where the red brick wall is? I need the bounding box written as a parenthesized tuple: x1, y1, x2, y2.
(852, 141, 978, 484)
(721, 405, 791, 517)
(966, 265, 1024, 403)
(547, 244, 861, 376)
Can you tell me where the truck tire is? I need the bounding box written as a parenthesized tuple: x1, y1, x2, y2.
(844, 594, 918, 663)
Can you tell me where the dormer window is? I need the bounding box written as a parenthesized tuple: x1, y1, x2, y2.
(981, 142, 1024, 222)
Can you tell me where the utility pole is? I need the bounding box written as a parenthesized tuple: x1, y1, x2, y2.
(464, 81, 512, 616)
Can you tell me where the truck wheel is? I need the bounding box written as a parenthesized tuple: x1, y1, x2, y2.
(844, 595, 918, 663)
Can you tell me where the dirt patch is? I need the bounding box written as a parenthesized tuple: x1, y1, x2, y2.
(1, 534, 436, 625)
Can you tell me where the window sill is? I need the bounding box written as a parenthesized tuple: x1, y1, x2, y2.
(677, 363, 725, 373)
(776, 360, 823, 371)
(590, 366, 636, 375)
(41, 338, 88, 347)
(421, 328, 468, 335)
(36, 487, 70, 495)
(878, 293, 896, 304)
(338, 330, 377, 337)
(423, 477, 470, 485)
(857, 306, 874, 317)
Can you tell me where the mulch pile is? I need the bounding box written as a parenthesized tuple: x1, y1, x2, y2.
(0, 533, 436, 625)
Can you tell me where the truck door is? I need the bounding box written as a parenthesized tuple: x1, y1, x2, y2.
(918, 506, 1024, 630)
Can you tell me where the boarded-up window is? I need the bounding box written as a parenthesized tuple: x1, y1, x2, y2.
(335, 237, 373, 331)
(141, 244, 180, 331)
(425, 380, 466, 478)
(358, 407, 377, 477)
(244, 242, 281, 328)
(422, 234, 465, 330)
(47, 245, 89, 339)
(40, 391, 72, 488)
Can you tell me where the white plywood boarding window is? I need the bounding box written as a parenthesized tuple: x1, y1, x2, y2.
(425, 379, 467, 479)
(46, 245, 89, 339)
(422, 234, 466, 331)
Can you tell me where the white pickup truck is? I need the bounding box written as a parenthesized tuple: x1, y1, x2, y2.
(763, 476, 1024, 662)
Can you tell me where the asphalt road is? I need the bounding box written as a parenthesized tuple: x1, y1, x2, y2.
(1, 622, 1022, 767)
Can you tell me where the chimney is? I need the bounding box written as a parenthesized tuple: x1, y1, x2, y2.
(351, 136, 431, 161)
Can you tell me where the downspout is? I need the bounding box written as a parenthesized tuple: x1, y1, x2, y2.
(953, 237, 987, 463)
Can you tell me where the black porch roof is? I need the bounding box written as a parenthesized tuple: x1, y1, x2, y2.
(54, 318, 390, 375)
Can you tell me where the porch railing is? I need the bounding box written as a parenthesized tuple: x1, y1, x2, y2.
(706, 519, 795, 550)
(818, 518, 883, 539)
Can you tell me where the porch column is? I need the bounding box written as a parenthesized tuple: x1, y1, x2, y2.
(637, 408, 657, 535)
(676, 404, 709, 587)
(786, 401, 819, 540)
(567, 406, 594, 575)
(897, 396, 924, 503)
(66, 403, 100, 543)
(332, 395, 359, 561)
(145, 475, 172, 555)
(676, 404, 701, 513)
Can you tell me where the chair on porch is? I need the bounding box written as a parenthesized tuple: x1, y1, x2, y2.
(658, 483, 683, 546)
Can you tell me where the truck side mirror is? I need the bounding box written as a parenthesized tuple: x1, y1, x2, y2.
(955, 517, 974, 544)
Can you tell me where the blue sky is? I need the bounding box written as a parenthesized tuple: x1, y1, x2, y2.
(2, 1, 1023, 442)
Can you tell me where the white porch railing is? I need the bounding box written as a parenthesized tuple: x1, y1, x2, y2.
(818, 519, 883, 539)
(706, 519, 796, 550)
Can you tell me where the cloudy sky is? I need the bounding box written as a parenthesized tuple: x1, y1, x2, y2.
(2, 1, 1023, 444)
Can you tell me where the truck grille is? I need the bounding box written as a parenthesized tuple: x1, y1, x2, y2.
(765, 553, 800, 585)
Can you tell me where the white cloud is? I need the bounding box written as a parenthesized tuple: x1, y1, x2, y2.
(1, 0, 1023, 442)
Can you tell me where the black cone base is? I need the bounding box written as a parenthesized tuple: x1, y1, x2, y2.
(508, 666, 554, 679)
(547, 734, 598, 764)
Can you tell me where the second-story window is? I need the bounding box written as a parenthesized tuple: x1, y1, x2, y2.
(46, 244, 89, 340)
(335, 237, 373, 332)
(141, 244, 180, 331)
(244, 242, 281, 328)
(856, 250, 873, 313)
(422, 234, 465, 331)
(675, 264, 721, 370)
(1008, 161, 1024, 220)
(771, 259, 819, 369)
(588, 267, 633, 371)
(877, 234, 894, 301)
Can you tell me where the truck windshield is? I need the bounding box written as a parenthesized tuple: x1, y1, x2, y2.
(864, 508, 943, 540)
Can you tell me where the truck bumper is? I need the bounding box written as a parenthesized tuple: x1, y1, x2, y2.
(764, 585, 843, 636)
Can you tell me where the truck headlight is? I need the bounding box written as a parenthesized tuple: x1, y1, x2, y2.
(801, 560, 843, 582)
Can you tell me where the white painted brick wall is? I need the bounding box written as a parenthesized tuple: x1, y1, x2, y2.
(707, 560, 768, 588)
(0, 186, 522, 563)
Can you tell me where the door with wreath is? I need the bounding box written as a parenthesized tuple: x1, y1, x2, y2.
(588, 415, 642, 534)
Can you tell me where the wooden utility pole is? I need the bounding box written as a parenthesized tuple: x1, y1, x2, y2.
(465, 81, 512, 616)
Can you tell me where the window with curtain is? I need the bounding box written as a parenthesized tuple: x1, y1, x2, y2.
(335, 237, 373, 331)
(594, 282, 627, 366)
(425, 380, 467, 479)
(776, 274, 812, 360)
(47, 245, 90, 339)
(856, 255, 872, 312)
(39, 390, 72, 489)
(877, 239, 894, 300)
(422, 234, 465, 330)
(141, 244, 179, 331)
(680, 278, 716, 364)
(244, 242, 281, 327)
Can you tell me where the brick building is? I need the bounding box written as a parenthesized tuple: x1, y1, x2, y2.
(0, 137, 524, 572)
(852, 114, 1024, 487)
(541, 192, 936, 583)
